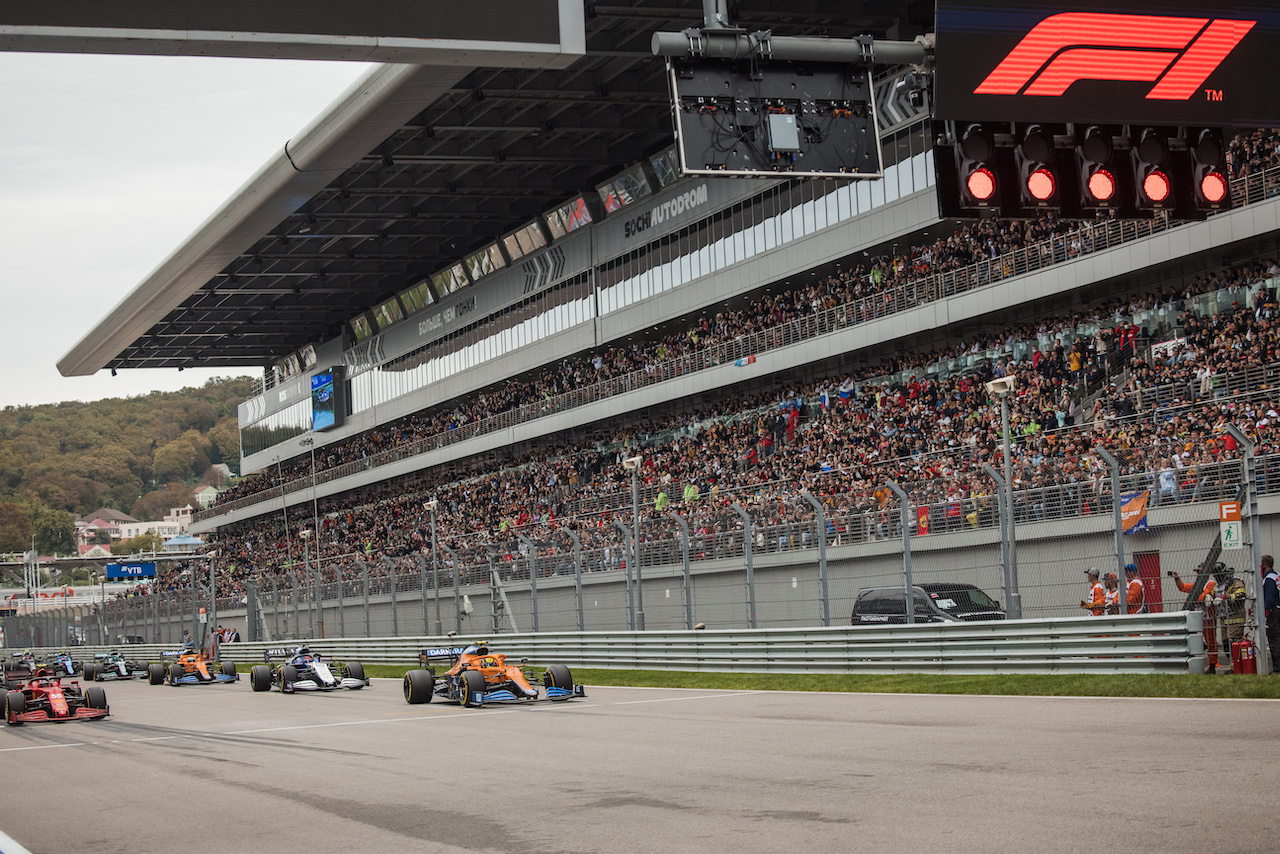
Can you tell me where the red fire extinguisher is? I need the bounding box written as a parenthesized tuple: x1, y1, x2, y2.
(1232, 638, 1257, 674)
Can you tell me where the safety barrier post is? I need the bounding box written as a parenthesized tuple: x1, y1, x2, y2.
(1226, 424, 1268, 674)
(383, 556, 399, 637)
(982, 463, 1015, 616)
(731, 503, 756, 629)
(518, 533, 539, 633)
(416, 553, 430, 636)
(668, 512, 693, 630)
(244, 580, 260, 643)
(565, 529, 584, 632)
(613, 520, 635, 630)
(354, 559, 371, 638)
(1094, 447, 1126, 580)
(334, 562, 345, 639)
(886, 482, 915, 624)
(286, 571, 302, 640)
(800, 491, 830, 627)
(440, 544, 460, 634)
(271, 576, 280, 640)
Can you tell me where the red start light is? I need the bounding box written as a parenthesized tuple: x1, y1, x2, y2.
(1200, 171, 1228, 204)
(1087, 168, 1117, 202)
(966, 166, 997, 202)
(1026, 167, 1056, 201)
(1143, 170, 1171, 203)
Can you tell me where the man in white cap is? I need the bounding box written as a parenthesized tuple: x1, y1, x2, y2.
(1079, 566, 1105, 616)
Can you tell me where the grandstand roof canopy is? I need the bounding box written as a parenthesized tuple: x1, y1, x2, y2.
(58, 0, 935, 378)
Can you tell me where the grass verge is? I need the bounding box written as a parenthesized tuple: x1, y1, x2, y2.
(361, 665, 1280, 700)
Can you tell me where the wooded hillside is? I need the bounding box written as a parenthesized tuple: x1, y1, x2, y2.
(0, 377, 254, 552)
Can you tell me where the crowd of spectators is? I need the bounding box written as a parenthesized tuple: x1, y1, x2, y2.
(183, 135, 1280, 598)
(193, 257, 1280, 602)
(211, 212, 1078, 508)
(1229, 128, 1280, 179)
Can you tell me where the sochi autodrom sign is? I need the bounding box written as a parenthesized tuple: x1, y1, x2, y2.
(934, 0, 1280, 126)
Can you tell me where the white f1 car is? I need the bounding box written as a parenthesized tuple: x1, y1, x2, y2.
(83, 650, 146, 681)
(249, 646, 369, 693)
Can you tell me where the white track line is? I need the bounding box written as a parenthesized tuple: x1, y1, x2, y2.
(0, 829, 35, 854)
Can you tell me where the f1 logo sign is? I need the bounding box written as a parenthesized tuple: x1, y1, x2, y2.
(975, 13, 1256, 99)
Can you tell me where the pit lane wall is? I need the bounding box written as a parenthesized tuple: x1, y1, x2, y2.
(18, 612, 1205, 675)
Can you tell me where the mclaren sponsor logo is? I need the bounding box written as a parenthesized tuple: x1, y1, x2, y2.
(975, 12, 1255, 100)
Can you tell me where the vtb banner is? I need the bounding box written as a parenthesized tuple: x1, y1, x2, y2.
(935, 0, 1280, 126)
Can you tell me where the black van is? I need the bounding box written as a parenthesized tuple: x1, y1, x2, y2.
(850, 583, 1005, 624)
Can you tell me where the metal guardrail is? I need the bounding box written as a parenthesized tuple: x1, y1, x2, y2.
(24, 612, 1205, 675)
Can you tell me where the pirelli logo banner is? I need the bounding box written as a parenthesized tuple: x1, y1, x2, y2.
(935, 0, 1278, 125)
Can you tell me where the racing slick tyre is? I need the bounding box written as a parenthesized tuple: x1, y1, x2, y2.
(458, 669, 486, 707)
(543, 664, 574, 697)
(4, 690, 25, 725)
(85, 686, 108, 711)
(250, 665, 272, 692)
(148, 663, 166, 685)
(403, 668, 434, 704)
(82, 663, 97, 682)
(168, 664, 184, 685)
(345, 662, 366, 686)
(220, 661, 237, 679)
(281, 665, 299, 693)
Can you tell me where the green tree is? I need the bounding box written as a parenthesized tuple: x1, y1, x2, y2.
(112, 531, 164, 555)
(135, 482, 194, 522)
(0, 501, 32, 553)
(206, 416, 241, 470)
(32, 508, 76, 555)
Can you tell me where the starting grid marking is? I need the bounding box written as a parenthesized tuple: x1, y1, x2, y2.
(0, 689, 764, 754)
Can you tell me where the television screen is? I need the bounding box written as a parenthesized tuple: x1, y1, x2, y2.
(399, 279, 435, 314)
(350, 313, 375, 341)
(374, 296, 405, 330)
(311, 370, 336, 431)
(651, 147, 680, 188)
(465, 243, 505, 281)
(598, 163, 653, 213)
(311, 368, 343, 431)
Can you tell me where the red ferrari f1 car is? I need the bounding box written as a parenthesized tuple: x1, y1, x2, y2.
(4, 671, 109, 725)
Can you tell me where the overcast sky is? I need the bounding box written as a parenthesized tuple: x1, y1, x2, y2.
(0, 52, 373, 409)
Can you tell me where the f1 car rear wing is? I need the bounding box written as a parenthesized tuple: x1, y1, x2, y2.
(419, 647, 466, 667)
(263, 647, 305, 662)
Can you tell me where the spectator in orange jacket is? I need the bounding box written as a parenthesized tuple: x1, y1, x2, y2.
(1080, 567, 1106, 616)
(1172, 564, 1219, 673)
(1125, 563, 1147, 614)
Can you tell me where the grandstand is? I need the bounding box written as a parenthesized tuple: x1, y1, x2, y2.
(45, 1, 1280, 644)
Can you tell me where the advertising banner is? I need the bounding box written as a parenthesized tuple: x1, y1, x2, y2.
(1121, 491, 1150, 535)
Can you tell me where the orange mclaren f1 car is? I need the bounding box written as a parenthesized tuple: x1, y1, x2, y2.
(403, 641, 584, 707)
(148, 645, 238, 686)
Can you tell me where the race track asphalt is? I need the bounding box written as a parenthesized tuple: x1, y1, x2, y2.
(1, 676, 1277, 854)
